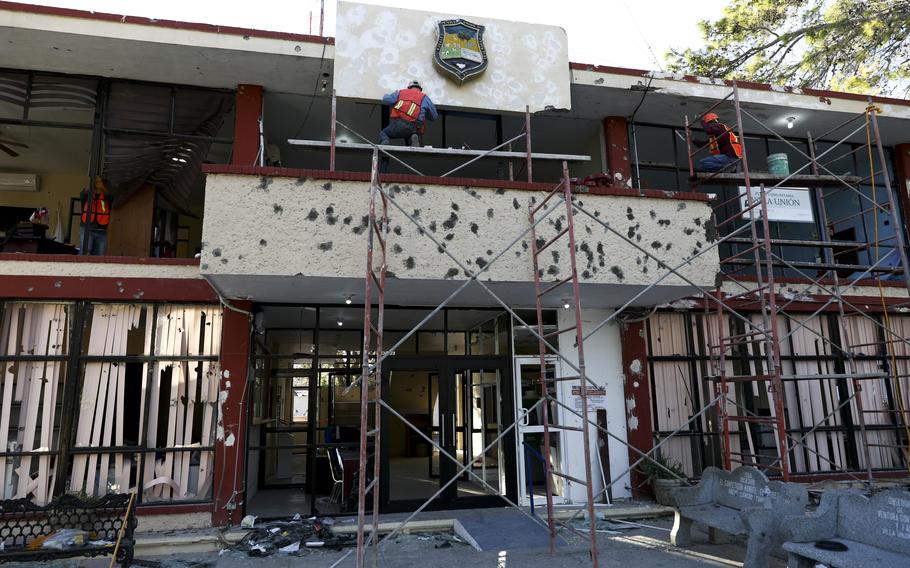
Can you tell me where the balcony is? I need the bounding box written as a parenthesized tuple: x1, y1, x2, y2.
(200, 167, 719, 308)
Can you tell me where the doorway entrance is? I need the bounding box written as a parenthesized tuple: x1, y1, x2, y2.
(380, 356, 515, 511)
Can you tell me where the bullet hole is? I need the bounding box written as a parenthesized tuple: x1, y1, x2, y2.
(636, 257, 642, 265)
(627, 225, 637, 238)
(307, 208, 319, 221)
(322, 182, 332, 191)
(594, 210, 601, 217)
(467, 189, 480, 199)
(343, 216, 353, 225)
(437, 245, 445, 253)
(684, 227, 695, 235)
(515, 251, 522, 257)
(220, 258, 228, 264)
(387, 270, 397, 278)
(486, 249, 493, 256)
(476, 257, 488, 269)
(599, 259, 605, 267)
(551, 250, 560, 263)
(582, 270, 592, 279)
(54, 280, 62, 288)
(554, 218, 563, 232)
(530, 196, 537, 204)
(704, 218, 717, 242)
(677, 202, 687, 210)
(451, 202, 460, 211)
(642, 265, 649, 274)
(522, 241, 529, 251)
(212, 248, 222, 257)
(547, 265, 559, 275)
(273, 204, 284, 214)
(258, 176, 272, 190)
(390, 185, 401, 194)
(696, 241, 703, 248)
(585, 226, 593, 235)
(537, 268, 544, 278)
(495, 188, 506, 195)
(327, 213, 338, 225)
(318, 241, 333, 251)
(393, 225, 402, 235)
(596, 243, 604, 255)
(259, 239, 267, 247)
(649, 210, 656, 219)
(444, 233, 455, 241)
(636, 234, 642, 242)
(405, 257, 416, 269)
(665, 243, 672, 251)
(470, 223, 479, 235)
(487, 208, 495, 219)
(412, 209, 421, 218)
(694, 217, 703, 226)
(651, 241, 662, 249)
(626, 207, 634, 220)
(429, 221, 438, 233)
(295, 177, 308, 185)
(442, 212, 458, 230)
(535, 237, 546, 249)
(513, 198, 520, 210)
(392, 244, 403, 254)
(418, 187, 427, 195)
(445, 268, 459, 279)
(658, 219, 671, 227)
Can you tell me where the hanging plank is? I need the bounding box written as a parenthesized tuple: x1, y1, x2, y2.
(71, 304, 111, 493)
(0, 303, 22, 498)
(16, 304, 50, 499)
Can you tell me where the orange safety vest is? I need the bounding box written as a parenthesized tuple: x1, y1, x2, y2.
(708, 128, 743, 158)
(82, 192, 110, 226)
(390, 88, 426, 123)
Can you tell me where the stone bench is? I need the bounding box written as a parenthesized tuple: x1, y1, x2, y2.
(782, 489, 910, 568)
(668, 466, 808, 568)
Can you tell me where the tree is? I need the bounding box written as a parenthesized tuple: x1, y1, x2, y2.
(667, 0, 910, 96)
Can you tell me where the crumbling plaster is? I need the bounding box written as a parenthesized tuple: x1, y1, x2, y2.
(201, 174, 718, 292)
(0, 259, 202, 280)
(721, 280, 910, 301)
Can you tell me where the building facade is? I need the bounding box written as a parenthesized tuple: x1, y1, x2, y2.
(1, 1, 909, 531)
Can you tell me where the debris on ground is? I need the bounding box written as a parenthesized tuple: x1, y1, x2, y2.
(232, 516, 353, 557)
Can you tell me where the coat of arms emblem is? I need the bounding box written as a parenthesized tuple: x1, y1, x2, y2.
(434, 19, 488, 84)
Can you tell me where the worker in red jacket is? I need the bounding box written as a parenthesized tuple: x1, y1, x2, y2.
(694, 112, 742, 172)
(379, 80, 438, 147)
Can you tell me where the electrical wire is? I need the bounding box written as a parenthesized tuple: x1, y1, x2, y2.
(290, 37, 330, 141)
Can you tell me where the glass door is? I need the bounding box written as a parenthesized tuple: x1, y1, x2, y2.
(514, 356, 566, 505)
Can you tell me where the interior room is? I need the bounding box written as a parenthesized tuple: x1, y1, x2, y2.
(0, 70, 234, 257)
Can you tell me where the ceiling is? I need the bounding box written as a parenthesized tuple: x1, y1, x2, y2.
(0, 124, 91, 174)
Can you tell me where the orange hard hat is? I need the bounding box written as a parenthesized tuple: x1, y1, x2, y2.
(703, 112, 719, 122)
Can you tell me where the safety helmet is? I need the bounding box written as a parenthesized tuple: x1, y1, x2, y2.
(407, 80, 422, 91)
(703, 112, 719, 123)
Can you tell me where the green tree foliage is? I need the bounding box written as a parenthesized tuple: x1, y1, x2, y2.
(667, 0, 910, 95)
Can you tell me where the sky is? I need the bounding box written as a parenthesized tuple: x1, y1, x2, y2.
(21, 0, 729, 70)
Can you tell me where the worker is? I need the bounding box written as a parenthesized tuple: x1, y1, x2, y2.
(694, 112, 742, 172)
(79, 176, 111, 255)
(379, 80, 438, 147)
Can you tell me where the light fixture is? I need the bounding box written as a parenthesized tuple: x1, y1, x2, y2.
(562, 300, 571, 310)
(337, 318, 344, 327)
(345, 295, 353, 305)
(786, 117, 796, 129)
(170, 156, 187, 163)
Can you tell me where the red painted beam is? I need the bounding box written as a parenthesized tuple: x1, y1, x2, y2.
(212, 300, 252, 527)
(0, 275, 216, 302)
(232, 85, 264, 167)
(620, 320, 654, 499)
(603, 116, 632, 186)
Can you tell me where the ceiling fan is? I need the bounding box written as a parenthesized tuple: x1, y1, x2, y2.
(0, 130, 29, 158)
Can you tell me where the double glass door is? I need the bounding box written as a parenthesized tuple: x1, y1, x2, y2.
(380, 357, 513, 511)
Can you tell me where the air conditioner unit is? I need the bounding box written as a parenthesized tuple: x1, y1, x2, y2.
(0, 173, 40, 192)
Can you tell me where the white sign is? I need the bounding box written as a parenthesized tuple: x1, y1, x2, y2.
(571, 385, 607, 411)
(739, 186, 815, 223)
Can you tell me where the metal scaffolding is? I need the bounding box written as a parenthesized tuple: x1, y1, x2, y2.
(685, 84, 910, 482)
(337, 81, 910, 567)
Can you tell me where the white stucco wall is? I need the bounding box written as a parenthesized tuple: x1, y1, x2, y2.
(556, 308, 630, 501)
(201, 174, 718, 294)
(334, 1, 571, 113)
(0, 259, 202, 279)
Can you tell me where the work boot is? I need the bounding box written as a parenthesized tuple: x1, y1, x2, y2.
(409, 133, 420, 147)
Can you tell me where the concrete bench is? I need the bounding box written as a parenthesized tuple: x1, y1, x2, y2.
(782, 489, 910, 568)
(668, 466, 808, 568)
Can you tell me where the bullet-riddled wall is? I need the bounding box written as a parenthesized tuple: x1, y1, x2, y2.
(201, 174, 718, 304)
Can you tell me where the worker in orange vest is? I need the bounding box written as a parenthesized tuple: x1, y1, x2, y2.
(694, 112, 743, 172)
(379, 80, 438, 147)
(79, 177, 111, 255)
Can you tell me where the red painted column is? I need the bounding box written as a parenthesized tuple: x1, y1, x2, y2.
(892, 144, 910, 227)
(604, 116, 632, 186)
(620, 320, 654, 499)
(212, 300, 252, 527)
(232, 84, 264, 167)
